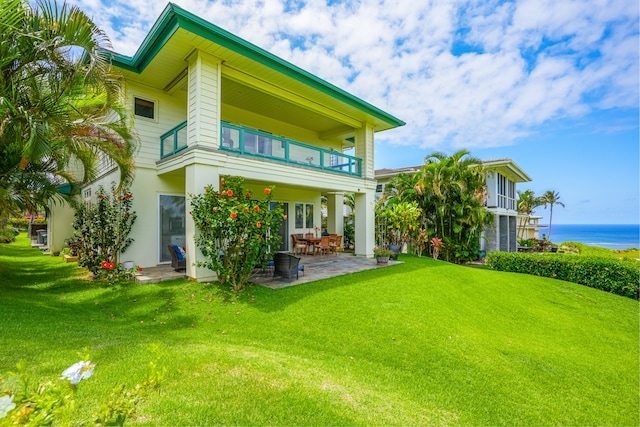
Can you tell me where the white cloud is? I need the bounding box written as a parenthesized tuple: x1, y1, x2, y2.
(71, 0, 639, 151)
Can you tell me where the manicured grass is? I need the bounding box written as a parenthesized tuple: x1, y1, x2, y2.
(560, 241, 640, 259)
(1, 235, 638, 426)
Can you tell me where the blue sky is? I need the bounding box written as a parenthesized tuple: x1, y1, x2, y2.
(70, 0, 639, 225)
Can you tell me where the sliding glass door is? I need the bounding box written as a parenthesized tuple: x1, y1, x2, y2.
(159, 195, 185, 263)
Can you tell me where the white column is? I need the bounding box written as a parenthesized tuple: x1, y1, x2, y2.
(354, 190, 375, 257)
(47, 200, 76, 256)
(185, 164, 219, 281)
(187, 50, 222, 149)
(326, 192, 344, 235)
(354, 123, 375, 179)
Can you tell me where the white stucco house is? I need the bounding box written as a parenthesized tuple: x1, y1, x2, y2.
(374, 158, 532, 253)
(47, 3, 404, 281)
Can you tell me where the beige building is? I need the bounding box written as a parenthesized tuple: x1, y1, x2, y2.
(48, 4, 404, 281)
(374, 158, 532, 253)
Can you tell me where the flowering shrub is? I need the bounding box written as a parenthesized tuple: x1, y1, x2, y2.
(190, 176, 284, 291)
(71, 182, 137, 279)
(0, 353, 165, 426)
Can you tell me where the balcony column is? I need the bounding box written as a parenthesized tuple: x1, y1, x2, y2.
(185, 163, 219, 282)
(354, 190, 375, 257)
(186, 50, 222, 149)
(326, 192, 344, 236)
(354, 122, 375, 179)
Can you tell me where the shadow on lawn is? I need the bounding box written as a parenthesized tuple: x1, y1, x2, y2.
(250, 255, 448, 313)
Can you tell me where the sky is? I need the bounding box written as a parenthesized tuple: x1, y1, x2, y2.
(69, 0, 639, 225)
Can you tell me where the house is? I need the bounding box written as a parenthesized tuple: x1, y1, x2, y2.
(481, 159, 532, 252)
(374, 158, 531, 253)
(47, 3, 404, 281)
(517, 215, 548, 240)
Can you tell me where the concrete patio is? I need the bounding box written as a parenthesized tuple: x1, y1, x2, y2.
(135, 252, 401, 288)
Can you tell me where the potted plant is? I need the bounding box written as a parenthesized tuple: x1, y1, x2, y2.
(374, 248, 395, 265)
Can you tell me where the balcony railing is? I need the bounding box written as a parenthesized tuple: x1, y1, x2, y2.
(160, 121, 362, 177)
(220, 121, 362, 177)
(160, 120, 188, 158)
(497, 194, 516, 210)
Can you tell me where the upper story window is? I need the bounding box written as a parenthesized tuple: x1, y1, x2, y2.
(134, 97, 155, 120)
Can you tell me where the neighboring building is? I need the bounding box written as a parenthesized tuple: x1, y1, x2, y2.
(482, 159, 531, 252)
(517, 215, 548, 240)
(48, 3, 404, 281)
(374, 158, 532, 253)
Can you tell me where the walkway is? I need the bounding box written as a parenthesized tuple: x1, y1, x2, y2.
(135, 253, 401, 288)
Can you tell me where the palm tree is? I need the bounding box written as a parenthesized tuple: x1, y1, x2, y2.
(516, 189, 543, 239)
(541, 190, 565, 241)
(413, 149, 490, 262)
(0, 0, 136, 219)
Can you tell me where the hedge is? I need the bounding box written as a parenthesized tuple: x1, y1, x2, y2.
(486, 252, 639, 299)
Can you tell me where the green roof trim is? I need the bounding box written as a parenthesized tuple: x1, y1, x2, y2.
(107, 3, 405, 129)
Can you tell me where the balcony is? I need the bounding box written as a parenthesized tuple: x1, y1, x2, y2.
(220, 122, 361, 177)
(160, 121, 362, 177)
(497, 194, 516, 210)
(160, 120, 187, 158)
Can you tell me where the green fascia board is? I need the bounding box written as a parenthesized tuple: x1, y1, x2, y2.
(107, 3, 405, 129)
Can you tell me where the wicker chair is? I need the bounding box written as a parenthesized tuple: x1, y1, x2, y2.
(273, 252, 304, 281)
(167, 244, 186, 271)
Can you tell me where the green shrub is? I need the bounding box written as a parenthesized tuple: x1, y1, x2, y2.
(486, 252, 639, 299)
(0, 226, 18, 243)
(8, 217, 29, 229)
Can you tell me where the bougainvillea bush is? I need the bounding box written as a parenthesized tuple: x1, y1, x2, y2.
(190, 176, 284, 291)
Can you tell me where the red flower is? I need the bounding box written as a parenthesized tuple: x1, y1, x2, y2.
(253, 206, 260, 212)
(125, 194, 132, 199)
(246, 192, 251, 197)
(230, 212, 237, 219)
(221, 177, 225, 183)
(101, 261, 108, 269)
(189, 211, 192, 215)
(108, 262, 115, 270)
(213, 207, 218, 212)
(264, 188, 271, 195)
(256, 222, 261, 228)
(227, 190, 234, 197)
(244, 207, 249, 213)
(138, 267, 143, 272)
(205, 186, 210, 191)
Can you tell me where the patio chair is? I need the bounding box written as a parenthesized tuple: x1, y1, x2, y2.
(273, 252, 304, 281)
(291, 234, 308, 256)
(313, 236, 331, 256)
(167, 244, 186, 271)
(329, 235, 342, 255)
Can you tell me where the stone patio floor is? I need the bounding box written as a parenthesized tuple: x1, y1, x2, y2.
(135, 252, 401, 288)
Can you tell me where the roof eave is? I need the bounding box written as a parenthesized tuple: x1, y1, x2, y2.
(106, 3, 405, 130)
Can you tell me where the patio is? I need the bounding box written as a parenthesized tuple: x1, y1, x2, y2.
(135, 253, 401, 288)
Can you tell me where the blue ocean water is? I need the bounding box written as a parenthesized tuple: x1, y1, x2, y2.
(546, 224, 640, 250)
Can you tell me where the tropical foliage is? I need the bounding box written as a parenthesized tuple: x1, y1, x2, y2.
(380, 150, 493, 263)
(516, 189, 544, 238)
(70, 183, 137, 277)
(190, 176, 284, 291)
(0, 0, 136, 223)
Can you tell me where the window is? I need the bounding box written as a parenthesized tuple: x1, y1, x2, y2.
(134, 97, 155, 119)
(376, 184, 383, 192)
(294, 202, 315, 229)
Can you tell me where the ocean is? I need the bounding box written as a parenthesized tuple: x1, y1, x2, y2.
(546, 224, 640, 250)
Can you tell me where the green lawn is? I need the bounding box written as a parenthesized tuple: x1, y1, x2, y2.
(1, 235, 638, 426)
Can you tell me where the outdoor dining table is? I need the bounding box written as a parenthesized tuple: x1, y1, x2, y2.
(301, 237, 321, 255)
